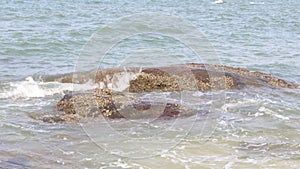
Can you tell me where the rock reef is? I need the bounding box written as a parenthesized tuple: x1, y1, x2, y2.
(36, 63, 298, 123)
(35, 88, 193, 123)
(44, 63, 298, 90)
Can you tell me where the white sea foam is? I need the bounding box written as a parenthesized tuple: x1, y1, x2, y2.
(221, 97, 278, 113)
(221, 98, 262, 112)
(212, 0, 225, 4)
(258, 106, 290, 120)
(249, 2, 265, 5)
(108, 71, 140, 92)
(0, 69, 141, 98)
(100, 158, 145, 169)
(0, 77, 96, 99)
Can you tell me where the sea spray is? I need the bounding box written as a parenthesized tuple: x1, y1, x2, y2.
(0, 77, 96, 99)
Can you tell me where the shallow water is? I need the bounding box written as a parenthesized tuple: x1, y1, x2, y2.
(0, 0, 300, 168)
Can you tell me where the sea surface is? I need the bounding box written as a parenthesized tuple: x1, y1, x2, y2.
(0, 0, 300, 168)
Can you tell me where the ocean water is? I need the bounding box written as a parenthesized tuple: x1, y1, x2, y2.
(0, 0, 300, 168)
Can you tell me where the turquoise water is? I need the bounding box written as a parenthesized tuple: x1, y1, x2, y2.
(0, 0, 300, 168)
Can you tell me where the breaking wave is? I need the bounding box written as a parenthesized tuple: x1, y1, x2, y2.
(0, 77, 96, 99)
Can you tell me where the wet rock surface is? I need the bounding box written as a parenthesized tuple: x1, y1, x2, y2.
(43, 63, 298, 90)
(36, 63, 299, 123)
(35, 88, 194, 123)
(129, 63, 298, 92)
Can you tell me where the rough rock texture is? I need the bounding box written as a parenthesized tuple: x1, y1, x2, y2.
(128, 67, 238, 92)
(186, 63, 298, 89)
(128, 64, 298, 92)
(43, 63, 298, 91)
(37, 63, 298, 123)
(35, 88, 193, 123)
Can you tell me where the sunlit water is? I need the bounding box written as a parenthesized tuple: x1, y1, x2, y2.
(0, 0, 300, 168)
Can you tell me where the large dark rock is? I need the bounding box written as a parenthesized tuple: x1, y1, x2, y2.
(43, 63, 298, 91)
(129, 63, 298, 92)
(35, 88, 194, 123)
(36, 63, 298, 123)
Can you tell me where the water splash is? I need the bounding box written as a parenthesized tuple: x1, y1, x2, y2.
(0, 77, 96, 99)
